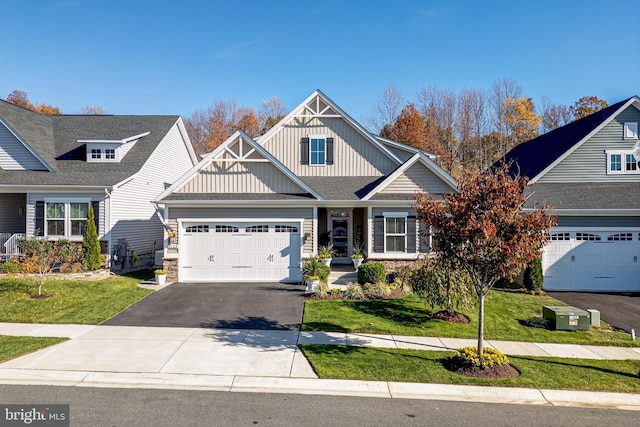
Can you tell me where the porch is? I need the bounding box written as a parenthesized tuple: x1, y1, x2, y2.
(0, 193, 27, 261)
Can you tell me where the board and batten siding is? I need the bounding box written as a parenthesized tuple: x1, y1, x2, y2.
(262, 117, 397, 177)
(380, 163, 454, 195)
(110, 122, 195, 255)
(539, 105, 640, 183)
(0, 193, 26, 233)
(169, 206, 314, 253)
(177, 161, 304, 194)
(0, 122, 45, 170)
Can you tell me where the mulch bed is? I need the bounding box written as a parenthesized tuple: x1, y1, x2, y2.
(443, 357, 520, 379)
(304, 290, 406, 300)
(431, 310, 470, 324)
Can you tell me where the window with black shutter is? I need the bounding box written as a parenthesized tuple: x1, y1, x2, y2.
(300, 137, 309, 165)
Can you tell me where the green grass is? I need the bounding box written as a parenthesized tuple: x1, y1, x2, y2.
(300, 344, 640, 393)
(0, 273, 152, 324)
(0, 335, 67, 363)
(302, 290, 634, 346)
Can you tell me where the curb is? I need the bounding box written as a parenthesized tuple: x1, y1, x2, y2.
(0, 369, 638, 411)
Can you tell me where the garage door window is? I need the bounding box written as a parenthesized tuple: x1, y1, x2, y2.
(607, 233, 633, 241)
(185, 225, 209, 233)
(576, 233, 601, 241)
(275, 225, 298, 233)
(246, 225, 269, 233)
(215, 225, 238, 233)
(550, 233, 570, 241)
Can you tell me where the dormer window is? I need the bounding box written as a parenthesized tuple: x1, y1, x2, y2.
(81, 131, 149, 163)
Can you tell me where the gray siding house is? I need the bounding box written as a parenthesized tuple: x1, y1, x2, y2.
(500, 96, 640, 292)
(0, 99, 198, 270)
(156, 90, 458, 283)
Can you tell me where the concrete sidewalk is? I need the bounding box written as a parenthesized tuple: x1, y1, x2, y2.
(0, 323, 639, 410)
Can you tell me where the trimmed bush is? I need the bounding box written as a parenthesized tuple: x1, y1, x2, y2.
(82, 204, 102, 271)
(0, 261, 20, 274)
(523, 257, 544, 293)
(357, 262, 386, 285)
(454, 346, 509, 368)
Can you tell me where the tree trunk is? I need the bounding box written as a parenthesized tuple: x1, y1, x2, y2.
(477, 291, 485, 362)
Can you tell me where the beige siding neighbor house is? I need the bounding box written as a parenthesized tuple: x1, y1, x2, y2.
(156, 90, 458, 283)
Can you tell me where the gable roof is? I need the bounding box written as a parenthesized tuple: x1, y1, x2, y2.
(499, 96, 640, 183)
(0, 99, 186, 188)
(155, 130, 322, 202)
(361, 152, 458, 200)
(256, 89, 403, 165)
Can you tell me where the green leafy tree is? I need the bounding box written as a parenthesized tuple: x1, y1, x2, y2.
(411, 257, 473, 316)
(414, 163, 556, 362)
(82, 204, 102, 270)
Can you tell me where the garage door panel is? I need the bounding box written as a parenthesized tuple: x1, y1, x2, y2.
(542, 230, 640, 292)
(180, 222, 302, 283)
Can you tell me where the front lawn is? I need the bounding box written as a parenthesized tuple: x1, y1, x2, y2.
(302, 290, 633, 346)
(0, 274, 152, 324)
(0, 335, 67, 363)
(300, 344, 640, 393)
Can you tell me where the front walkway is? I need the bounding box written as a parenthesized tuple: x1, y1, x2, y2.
(1, 323, 639, 410)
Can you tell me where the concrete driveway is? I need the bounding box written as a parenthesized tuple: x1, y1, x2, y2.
(547, 291, 640, 333)
(102, 282, 306, 330)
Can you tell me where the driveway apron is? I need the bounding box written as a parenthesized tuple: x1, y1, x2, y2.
(547, 291, 640, 333)
(102, 282, 306, 330)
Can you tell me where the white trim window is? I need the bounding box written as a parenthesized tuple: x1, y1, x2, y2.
(624, 122, 638, 140)
(90, 148, 102, 160)
(310, 136, 326, 165)
(384, 213, 407, 252)
(45, 200, 89, 238)
(607, 150, 639, 174)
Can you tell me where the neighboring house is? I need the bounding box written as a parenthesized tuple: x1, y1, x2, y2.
(500, 96, 640, 292)
(155, 90, 458, 283)
(0, 99, 198, 270)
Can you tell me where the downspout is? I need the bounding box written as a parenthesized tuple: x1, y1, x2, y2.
(152, 202, 176, 238)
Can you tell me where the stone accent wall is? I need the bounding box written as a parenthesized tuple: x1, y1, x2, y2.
(0, 269, 112, 281)
(163, 258, 178, 282)
(376, 260, 421, 274)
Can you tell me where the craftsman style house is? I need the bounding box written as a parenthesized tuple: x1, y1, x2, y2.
(501, 96, 640, 292)
(0, 99, 198, 269)
(156, 90, 458, 283)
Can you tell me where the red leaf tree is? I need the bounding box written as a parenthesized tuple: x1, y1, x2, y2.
(414, 163, 556, 361)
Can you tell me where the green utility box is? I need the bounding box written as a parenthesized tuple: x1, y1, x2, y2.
(542, 306, 590, 331)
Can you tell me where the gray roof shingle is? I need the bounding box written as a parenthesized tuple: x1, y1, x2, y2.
(0, 100, 180, 187)
(524, 182, 640, 210)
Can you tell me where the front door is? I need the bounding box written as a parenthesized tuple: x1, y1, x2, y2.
(329, 209, 351, 264)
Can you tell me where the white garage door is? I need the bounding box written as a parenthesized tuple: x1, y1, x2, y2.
(542, 230, 640, 291)
(180, 222, 302, 283)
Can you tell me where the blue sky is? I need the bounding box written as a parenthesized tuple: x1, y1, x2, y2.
(1, 0, 638, 123)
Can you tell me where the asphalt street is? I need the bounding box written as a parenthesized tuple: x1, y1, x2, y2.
(1, 385, 638, 427)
